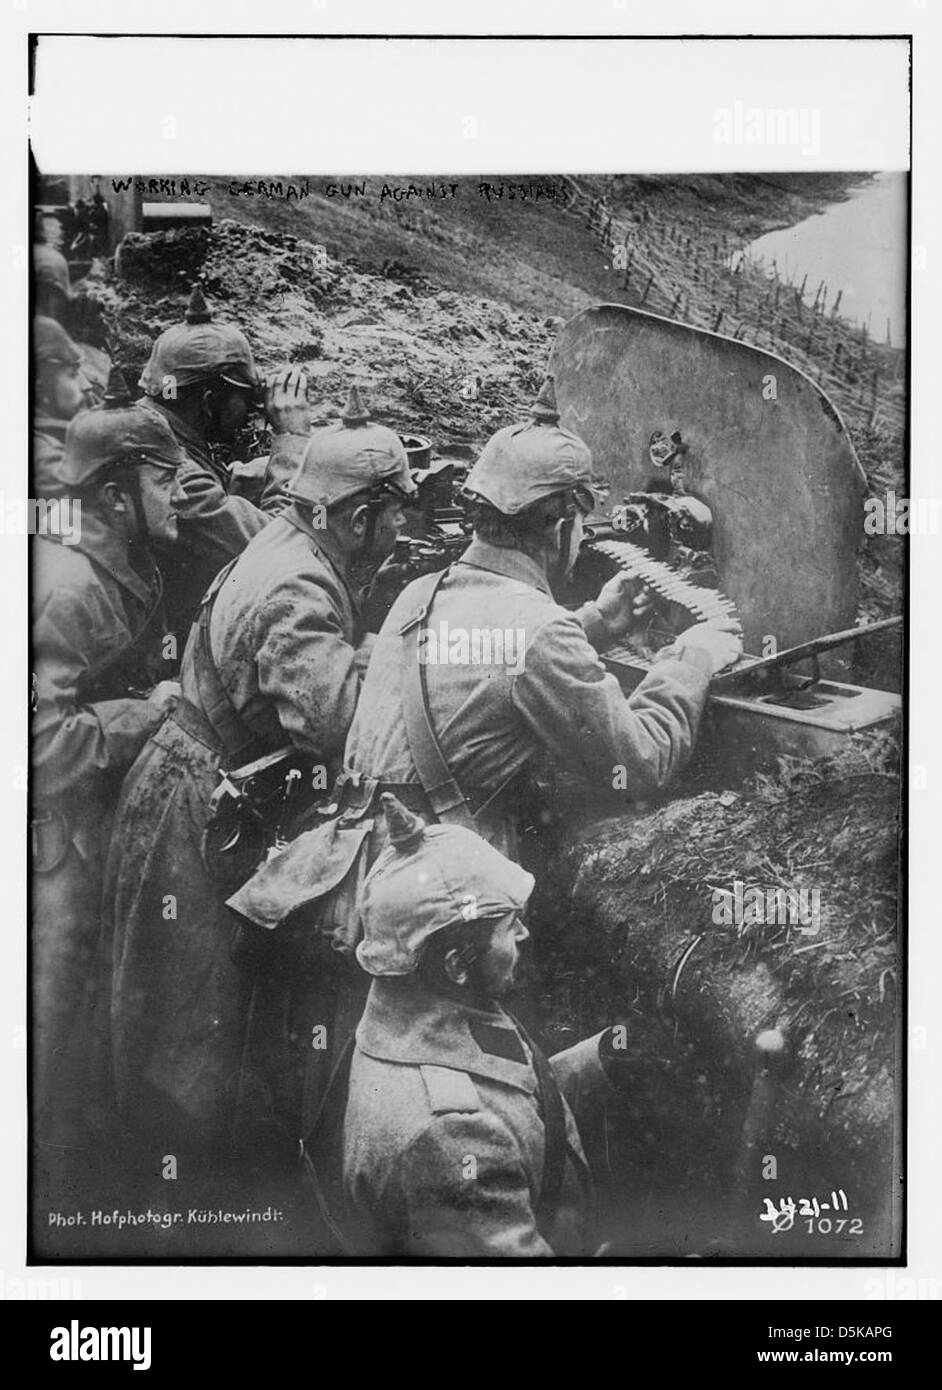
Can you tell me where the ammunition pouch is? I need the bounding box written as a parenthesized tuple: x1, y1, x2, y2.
(200, 740, 320, 891)
(223, 766, 502, 948)
(225, 812, 375, 946)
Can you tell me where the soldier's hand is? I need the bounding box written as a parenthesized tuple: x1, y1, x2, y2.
(595, 571, 650, 638)
(631, 582, 655, 623)
(265, 368, 312, 436)
(147, 679, 182, 716)
(665, 620, 743, 677)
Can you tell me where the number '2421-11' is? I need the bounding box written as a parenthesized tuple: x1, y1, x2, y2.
(761, 1190, 863, 1235)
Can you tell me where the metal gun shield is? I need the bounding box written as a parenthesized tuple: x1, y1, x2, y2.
(551, 304, 867, 656)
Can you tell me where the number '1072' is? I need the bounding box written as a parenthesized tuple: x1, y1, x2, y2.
(806, 1218, 864, 1235)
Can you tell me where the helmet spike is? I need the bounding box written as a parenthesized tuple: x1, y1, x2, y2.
(530, 374, 559, 424)
(184, 282, 212, 325)
(381, 792, 426, 851)
(341, 383, 370, 428)
(102, 366, 132, 409)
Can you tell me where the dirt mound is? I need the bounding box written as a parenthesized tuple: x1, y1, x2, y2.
(96, 219, 559, 450)
(531, 728, 901, 1255)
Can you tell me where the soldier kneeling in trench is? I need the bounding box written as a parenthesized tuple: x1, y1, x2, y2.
(306, 793, 633, 1258)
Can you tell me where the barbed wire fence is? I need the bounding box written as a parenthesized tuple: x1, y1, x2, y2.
(556, 175, 905, 437)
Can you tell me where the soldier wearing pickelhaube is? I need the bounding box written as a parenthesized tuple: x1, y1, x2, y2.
(308, 792, 622, 1257)
(31, 379, 186, 1177)
(342, 376, 743, 861)
(102, 383, 416, 1175)
(33, 243, 113, 401)
(32, 316, 94, 496)
(136, 283, 313, 645)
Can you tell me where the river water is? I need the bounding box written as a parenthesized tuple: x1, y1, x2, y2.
(735, 173, 908, 347)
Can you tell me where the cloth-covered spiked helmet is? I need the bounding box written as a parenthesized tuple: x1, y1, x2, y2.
(285, 385, 417, 510)
(53, 385, 186, 491)
(138, 283, 260, 397)
(34, 315, 83, 368)
(464, 376, 596, 517)
(356, 794, 534, 977)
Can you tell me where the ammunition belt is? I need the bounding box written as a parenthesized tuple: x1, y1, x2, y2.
(584, 538, 740, 627)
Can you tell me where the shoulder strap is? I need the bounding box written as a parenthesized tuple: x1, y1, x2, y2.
(190, 559, 260, 763)
(511, 1015, 569, 1245)
(398, 569, 475, 830)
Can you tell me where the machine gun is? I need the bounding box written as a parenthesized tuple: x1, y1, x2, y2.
(357, 455, 474, 630)
(393, 505, 473, 580)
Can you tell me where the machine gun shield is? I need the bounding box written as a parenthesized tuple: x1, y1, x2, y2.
(550, 303, 868, 656)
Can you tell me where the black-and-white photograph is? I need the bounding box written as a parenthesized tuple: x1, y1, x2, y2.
(21, 31, 913, 1276)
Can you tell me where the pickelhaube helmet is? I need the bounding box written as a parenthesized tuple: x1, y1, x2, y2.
(464, 376, 596, 516)
(138, 283, 260, 397)
(34, 315, 83, 368)
(284, 384, 417, 509)
(33, 244, 73, 301)
(53, 391, 187, 491)
(356, 793, 534, 977)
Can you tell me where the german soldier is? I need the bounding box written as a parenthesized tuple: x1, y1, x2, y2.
(33, 242, 112, 400)
(102, 385, 415, 1175)
(32, 388, 186, 1168)
(136, 284, 313, 644)
(342, 377, 742, 859)
(317, 793, 621, 1257)
(33, 316, 94, 495)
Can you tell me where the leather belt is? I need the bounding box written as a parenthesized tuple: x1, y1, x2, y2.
(336, 773, 497, 824)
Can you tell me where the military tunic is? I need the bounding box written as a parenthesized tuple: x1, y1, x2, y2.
(104, 508, 369, 1155)
(31, 516, 169, 1124)
(138, 397, 272, 647)
(228, 432, 311, 515)
(342, 976, 608, 1257)
(344, 537, 712, 856)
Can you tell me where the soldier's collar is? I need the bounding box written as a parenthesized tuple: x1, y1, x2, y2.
(456, 537, 552, 596)
(60, 509, 159, 607)
(282, 505, 362, 612)
(358, 976, 538, 1095)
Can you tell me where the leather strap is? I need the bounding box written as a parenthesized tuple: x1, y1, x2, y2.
(189, 559, 261, 763)
(398, 569, 475, 830)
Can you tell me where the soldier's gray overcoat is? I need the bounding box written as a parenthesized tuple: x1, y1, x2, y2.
(32, 516, 168, 1118)
(104, 511, 366, 1154)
